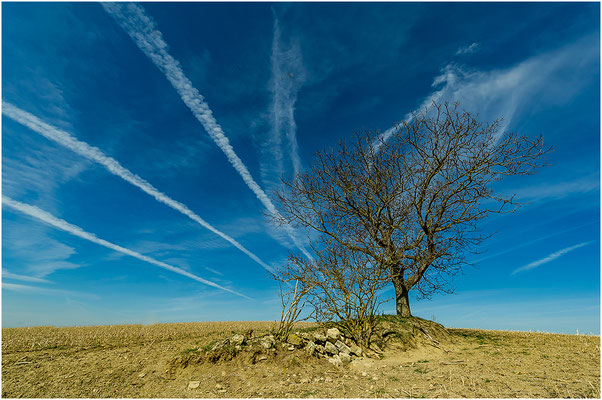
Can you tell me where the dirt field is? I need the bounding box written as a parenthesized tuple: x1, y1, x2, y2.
(2, 320, 599, 398)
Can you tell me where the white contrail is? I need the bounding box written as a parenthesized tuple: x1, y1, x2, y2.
(2, 101, 274, 274)
(373, 85, 445, 152)
(103, 3, 312, 261)
(269, 16, 304, 179)
(3, 196, 249, 299)
(511, 242, 591, 275)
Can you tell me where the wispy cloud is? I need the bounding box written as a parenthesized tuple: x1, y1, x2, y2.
(506, 175, 599, 203)
(266, 16, 305, 181)
(378, 34, 598, 146)
(2, 282, 98, 299)
(3, 196, 249, 299)
(456, 42, 479, 55)
(3, 217, 80, 278)
(3, 271, 52, 284)
(474, 221, 597, 265)
(512, 242, 591, 275)
(103, 3, 312, 261)
(2, 101, 273, 274)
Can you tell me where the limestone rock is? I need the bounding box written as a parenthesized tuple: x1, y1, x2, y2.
(324, 341, 338, 355)
(349, 343, 362, 357)
(315, 344, 325, 354)
(212, 339, 229, 351)
(259, 335, 275, 349)
(326, 327, 341, 342)
(313, 333, 327, 343)
(188, 381, 200, 389)
(328, 354, 342, 366)
(305, 341, 316, 356)
(230, 334, 245, 346)
(287, 333, 303, 346)
(335, 340, 351, 355)
(339, 352, 352, 364)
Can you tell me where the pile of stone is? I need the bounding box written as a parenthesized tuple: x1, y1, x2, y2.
(292, 327, 364, 366)
(207, 327, 364, 366)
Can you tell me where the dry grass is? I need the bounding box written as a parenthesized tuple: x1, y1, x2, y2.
(2, 321, 599, 398)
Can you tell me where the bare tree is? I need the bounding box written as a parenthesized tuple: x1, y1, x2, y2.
(274, 102, 550, 317)
(278, 237, 390, 348)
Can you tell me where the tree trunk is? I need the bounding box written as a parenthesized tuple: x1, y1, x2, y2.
(392, 275, 411, 317)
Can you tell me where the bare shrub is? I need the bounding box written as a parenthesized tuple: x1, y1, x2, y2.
(279, 238, 390, 348)
(271, 278, 310, 342)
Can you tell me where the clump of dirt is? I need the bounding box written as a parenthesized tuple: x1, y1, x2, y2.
(371, 315, 452, 352)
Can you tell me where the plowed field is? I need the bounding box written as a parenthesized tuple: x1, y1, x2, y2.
(2, 321, 599, 398)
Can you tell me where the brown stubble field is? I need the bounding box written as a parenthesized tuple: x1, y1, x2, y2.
(2, 321, 600, 398)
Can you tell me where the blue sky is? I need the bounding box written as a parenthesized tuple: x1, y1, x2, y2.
(2, 2, 599, 334)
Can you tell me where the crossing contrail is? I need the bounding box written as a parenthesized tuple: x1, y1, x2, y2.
(3, 196, 250, 299)
(2, 101, 274, 274)
(103, 3, 312, 260)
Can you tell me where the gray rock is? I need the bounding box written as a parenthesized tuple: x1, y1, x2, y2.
(328, 354, 342, 366)
(300, 332, 312, 340)
(188, 381, 200, 389)
(305, 341, 316, 356)
(324, 341, 338, 355)
(326, 327, 341, 342)
(257, 355, 268, 361)
(212, 339, 229, 351)
(231, 334, 245, 346)
(287, 333, 303, 346)
(259, 335, 275, 349)
(349, 343, 362, 357)
(313, 333, 327, 343)
(339, 352, 352, 364)
(335, 340, 351, 355)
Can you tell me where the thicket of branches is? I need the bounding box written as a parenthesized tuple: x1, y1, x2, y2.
(277, 237, 389, 347)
